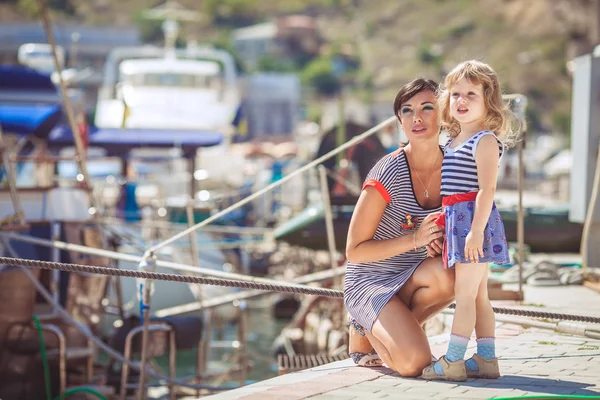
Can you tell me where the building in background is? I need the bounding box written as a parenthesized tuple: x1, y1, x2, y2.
(232, 15, 321, 70)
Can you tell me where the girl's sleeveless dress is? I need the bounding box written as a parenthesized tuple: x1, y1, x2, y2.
(344, 148, 442, 332)
(440, 130, 510, 268)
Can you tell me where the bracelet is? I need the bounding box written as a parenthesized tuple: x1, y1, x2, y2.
(413, 233, 418, 251)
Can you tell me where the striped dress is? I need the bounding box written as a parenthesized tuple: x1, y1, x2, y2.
(440, 130, 510, 267)
(344, 148, 442, 332)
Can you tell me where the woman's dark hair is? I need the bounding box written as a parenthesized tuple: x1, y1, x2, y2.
(393, 78, 439, 120)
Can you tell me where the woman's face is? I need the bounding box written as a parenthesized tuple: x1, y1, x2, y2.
(398, 90, 439, 141)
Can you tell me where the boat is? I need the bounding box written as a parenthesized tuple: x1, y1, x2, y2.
(93, 43, 246, 193)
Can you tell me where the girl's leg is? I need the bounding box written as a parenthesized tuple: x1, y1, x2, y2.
(474, 268, 495, 338)
(422, 262, 488, 380)
(364, 295, 432, 377)
(466, 268, 500, 378)
(451, 262, 488, 337)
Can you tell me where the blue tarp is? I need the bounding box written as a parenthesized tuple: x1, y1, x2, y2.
(0, 65, 57, 92)
(0, 103, 62, 136)
(48, 125, 224, 157)
(0, 65, 62, 136)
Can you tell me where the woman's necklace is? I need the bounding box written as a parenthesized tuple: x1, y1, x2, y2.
(410, 151, 440, 198)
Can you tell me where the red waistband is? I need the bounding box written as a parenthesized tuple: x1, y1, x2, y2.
(441, 191, 478, 207)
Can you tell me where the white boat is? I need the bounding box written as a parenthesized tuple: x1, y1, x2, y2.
(94, 45, 247, 191)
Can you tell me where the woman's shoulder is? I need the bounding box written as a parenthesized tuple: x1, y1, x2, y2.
(372, 148, 406, 169)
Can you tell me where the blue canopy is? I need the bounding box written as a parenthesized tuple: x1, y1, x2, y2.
(0, 65, 57, 92)
(48, 125, 224, 157)
(0, 103, 62, 136)
(0, 65, 62, 136)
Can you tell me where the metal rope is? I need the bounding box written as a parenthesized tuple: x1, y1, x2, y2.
(2, 233, 316, 288)
(0, 256, 344, 298)
(446, 303, 600, 324)
(0, 238, 233, 392)
(2, 255, 600, 324)
(145, 116, 396, 255)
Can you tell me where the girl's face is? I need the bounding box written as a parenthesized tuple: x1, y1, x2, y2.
(449, 77, 486, 128)
(398, 90, 439, 141)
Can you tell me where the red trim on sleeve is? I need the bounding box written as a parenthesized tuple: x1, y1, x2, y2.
(362, 178, 391, 204)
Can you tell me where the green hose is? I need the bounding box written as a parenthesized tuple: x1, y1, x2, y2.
(33, 315, 107, 400)
(494, 396, 600, 399)
(54, 388, 107, 400)
(33, 315, 52, 400)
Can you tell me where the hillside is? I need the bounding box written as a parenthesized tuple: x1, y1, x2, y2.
(2, 0, 598, 134)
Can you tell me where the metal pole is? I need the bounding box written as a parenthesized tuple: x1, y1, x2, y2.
(235, 300, 248, 386)
(0, 125, 26, 224)
(186, 196, 201, 268)
(137, 256, 156, 400)
(581, 144, 600, 278)
(36, 0, 98, 210)
(503, 94, 528, 301)
(517, 135, 525, 299)
(186, 195, 203, 303)
(50, 221, 61, 306)
(317, 166, 338, 274)
(515, 99, 527, 301)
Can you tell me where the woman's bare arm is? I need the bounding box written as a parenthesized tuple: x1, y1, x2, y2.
(345, 187, 443, 264)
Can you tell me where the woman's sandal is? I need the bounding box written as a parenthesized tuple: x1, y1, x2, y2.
(349, 349, 384, 367)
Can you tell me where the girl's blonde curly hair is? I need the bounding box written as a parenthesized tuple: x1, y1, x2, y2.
(439, 60, 520, 148)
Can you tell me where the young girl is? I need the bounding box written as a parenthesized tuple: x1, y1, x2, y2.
(421, 60, 519, 381)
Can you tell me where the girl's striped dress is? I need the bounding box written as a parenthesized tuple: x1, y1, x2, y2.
(440, 130, 510, 268)
(344, 148, 442, 332)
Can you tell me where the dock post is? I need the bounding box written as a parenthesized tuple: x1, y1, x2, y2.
(317, 166, 338, 279)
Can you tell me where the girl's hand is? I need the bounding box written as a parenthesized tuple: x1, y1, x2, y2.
(426, 238, 444, 258)
(414, 213, 445, 249)
(464, 230, 484, 263)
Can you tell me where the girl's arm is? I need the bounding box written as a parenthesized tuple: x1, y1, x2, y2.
(465, 135, 500, 262)
(345, 187, 443, 264)
(472, 135, 501, 232)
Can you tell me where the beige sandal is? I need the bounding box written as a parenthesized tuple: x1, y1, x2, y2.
(466, 354, 500, 379)
(350, 350, 384, 367)
(421, 356, 467, 381)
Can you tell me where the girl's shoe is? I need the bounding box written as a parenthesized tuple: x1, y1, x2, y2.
(349, 349, 383, 367)
(465, 353, 500, 379)
(421, 356, 467, 381)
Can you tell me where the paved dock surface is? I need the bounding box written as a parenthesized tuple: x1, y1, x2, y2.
(200, 285, 600, 400)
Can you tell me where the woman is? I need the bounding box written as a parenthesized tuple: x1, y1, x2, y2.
(344, 78, 455, 376)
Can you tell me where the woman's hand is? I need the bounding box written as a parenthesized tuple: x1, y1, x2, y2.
(425, 238, 444, 258)
(464, 230, 484, 263)
(414, 213, 445, 249)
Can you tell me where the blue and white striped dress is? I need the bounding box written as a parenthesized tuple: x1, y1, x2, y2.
(344, 148, 442, 332)
(440, 130, 510, 267)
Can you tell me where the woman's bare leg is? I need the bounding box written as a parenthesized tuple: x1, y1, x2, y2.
(348, 257, 453, 366)
(398, 257, 455, 324)
(365, 296, 432, 376)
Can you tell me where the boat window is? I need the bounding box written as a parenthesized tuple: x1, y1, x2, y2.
(122, 72, 223, 89)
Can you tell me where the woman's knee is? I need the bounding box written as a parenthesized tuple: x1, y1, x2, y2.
(393, 349, 431, 377)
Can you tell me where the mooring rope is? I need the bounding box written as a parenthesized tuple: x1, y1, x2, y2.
(2, 255, 600, 324)
(446, 303, 600, 324)
(0, 256, 344, 298)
